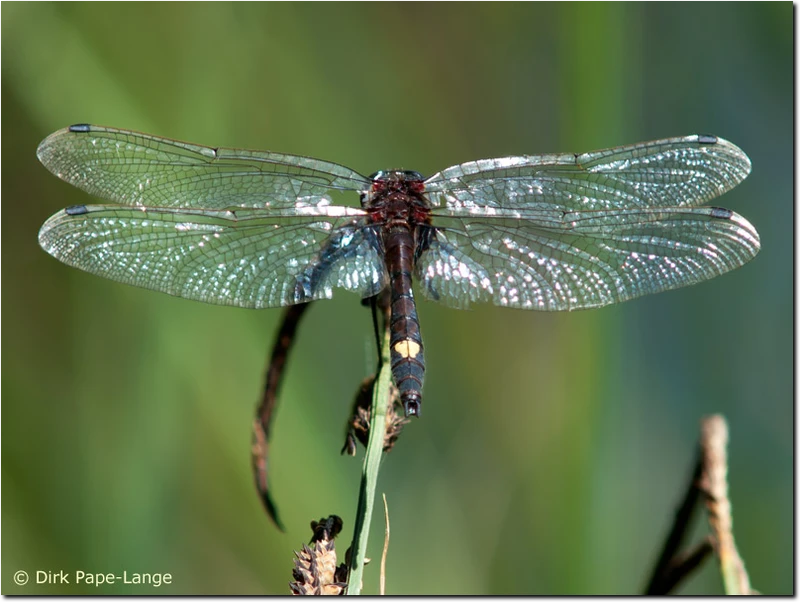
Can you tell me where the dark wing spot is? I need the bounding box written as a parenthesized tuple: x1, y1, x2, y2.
(68, 124, 92, 133)
(709, 206, 733, 219)
(697, 134, 718, 145)
(65, 205, 89, 216)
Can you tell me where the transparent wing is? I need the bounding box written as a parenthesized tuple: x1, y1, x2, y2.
(37, 125, 371, 210)
(38, 205, 387, 308)
(415, 208, 760, 311)
(424, 135, 751, 213)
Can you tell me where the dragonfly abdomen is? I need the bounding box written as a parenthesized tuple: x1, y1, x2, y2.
(385, 228, 425, 417)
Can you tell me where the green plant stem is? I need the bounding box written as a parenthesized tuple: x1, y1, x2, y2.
(346, 326, 392, 595)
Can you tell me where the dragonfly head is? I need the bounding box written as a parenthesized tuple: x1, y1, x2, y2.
(366, 171, 426, 201)
(369, 169, 425, 183)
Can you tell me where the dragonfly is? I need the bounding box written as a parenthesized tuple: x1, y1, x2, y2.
(37, 125, 761, 416)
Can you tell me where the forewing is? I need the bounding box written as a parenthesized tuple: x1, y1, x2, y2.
(424, 135, 751, 213)
(415, 208, 760, 311)
(37, 125, 371, 210)
(38, 206, 387, 308)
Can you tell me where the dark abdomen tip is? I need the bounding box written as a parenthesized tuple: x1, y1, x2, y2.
(401, 392, 421, 417)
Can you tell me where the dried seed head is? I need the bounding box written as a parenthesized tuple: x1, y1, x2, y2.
(290, 515, 348, 595)
(343, 377, 409, 456)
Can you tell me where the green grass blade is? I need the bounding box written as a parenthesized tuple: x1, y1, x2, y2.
(346, 325, 392, 595)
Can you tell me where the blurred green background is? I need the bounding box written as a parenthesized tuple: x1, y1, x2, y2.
(2, 2, 791, 595)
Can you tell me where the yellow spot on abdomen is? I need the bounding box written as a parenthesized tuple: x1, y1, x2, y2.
(393, 339, 421, 359)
